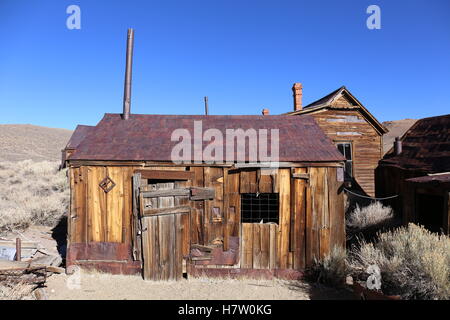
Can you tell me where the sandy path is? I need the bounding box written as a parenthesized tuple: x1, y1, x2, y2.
(46, 271, 309, 300)
(2, 226, 354, 300)
(45, 270, 355, 300)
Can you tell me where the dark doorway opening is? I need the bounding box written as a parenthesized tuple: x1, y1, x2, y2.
(416, 193, 444, 233)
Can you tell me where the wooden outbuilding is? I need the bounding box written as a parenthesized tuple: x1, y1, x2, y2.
(285, 84, 388, 196)
(376, 114, 450, 234)
(63, 113, 346, 279)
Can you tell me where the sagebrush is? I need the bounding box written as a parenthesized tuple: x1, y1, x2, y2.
(348, 223, 450, 300)
(346, 201, 394, 231)
(309, 246, 347, 287)
(0, 160, 69, 234)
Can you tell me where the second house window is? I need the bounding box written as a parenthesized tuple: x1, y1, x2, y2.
(336, 142, 353, 180)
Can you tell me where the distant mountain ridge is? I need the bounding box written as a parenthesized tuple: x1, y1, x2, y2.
(0, 124, 73, 162)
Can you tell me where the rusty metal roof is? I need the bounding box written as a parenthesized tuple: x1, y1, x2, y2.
(380, 114, 450, 173)
(405, 173, 450, 186)
(65, 125, 94, 150)
(68, 113, 344, 163)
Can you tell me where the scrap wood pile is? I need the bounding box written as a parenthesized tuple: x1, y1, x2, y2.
(0, 239, 64, 300)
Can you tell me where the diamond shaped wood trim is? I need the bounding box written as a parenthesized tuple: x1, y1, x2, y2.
(99, 176, 116, 193)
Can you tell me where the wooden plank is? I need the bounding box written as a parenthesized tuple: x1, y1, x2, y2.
(87, 166, 107, 242)
(174, 180, 191, 267)
(122, 167, 135, 245)
(241, 223, 253, 268)
(240, 169, 258, 193)
(141, 217, 150, 280)
(132, 172, 142, 261)
(309, 167, 325, 263)
(180, 212, 190, 258)
(252, 224, 262, 269)
(269, 223, 278, 269)
(136, 170, 194, 180)
(278, 168, 291, 269)
(204, 167, 224, 245)
(292, 168, 307, 270)
(141, 217, 151, 280)
(174, 181, 191, 206)
(305, 167, 314, 267)
(225, 170, 240, 251)
(320, 168, 330, 259)
(292, 173, 310, 179)
(105, 167, 124, 242)
(190, 187, 215, 200)
(68, 168, 75, 244)
(143, 206, 191, 216)
(72, 167, 88, 243)
(174, 214, 183, 280)
(156, 182, 175, 210)
(141, 188, 190, 198)
(157, 215, 170, 280)
(260, 224, 270, 269)
(190, 167, 205, 245)
(258, 169, 274, 193)
(151, 216, 160, 280)
(222, 168, 229, 251)
(327, 167, 345, 250)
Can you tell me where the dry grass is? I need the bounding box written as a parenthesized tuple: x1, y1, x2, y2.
(347, 201, 394, 231)
(348, 223, 450, 300)
(308, 247, 347, 288)
(0, 160, 69, 235)
(0, 124, 72, 162)
(0, 280, 36, 300)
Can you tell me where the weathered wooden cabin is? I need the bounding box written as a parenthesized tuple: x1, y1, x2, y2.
(285, 84, 388, 196)
(376, 114, 450, 234)
(63, 113, 346, 279)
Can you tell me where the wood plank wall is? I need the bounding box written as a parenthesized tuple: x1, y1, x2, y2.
(69, 166, 137, 245)
(69, 164, 345, 270)
(305, 107, 382, 196)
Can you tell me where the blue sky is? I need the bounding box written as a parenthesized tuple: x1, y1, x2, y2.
(0, 0, 449, 130)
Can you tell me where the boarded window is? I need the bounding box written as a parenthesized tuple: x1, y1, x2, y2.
(336, 142, 353, 180)
(241, 193, 279, 223)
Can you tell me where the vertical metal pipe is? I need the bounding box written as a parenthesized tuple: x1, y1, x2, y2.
(204, 96, 209, 115)
(394, 137, 402, 155)
(15, 238, 21, 261)
(123, 28, 134, 120)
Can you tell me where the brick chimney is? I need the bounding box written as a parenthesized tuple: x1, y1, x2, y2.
(262, 108, 269, 115)
(292, 83, 303, 112)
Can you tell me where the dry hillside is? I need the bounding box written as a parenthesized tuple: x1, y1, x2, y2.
(0, 124, 72, 162)
(382, 119, 417, 155)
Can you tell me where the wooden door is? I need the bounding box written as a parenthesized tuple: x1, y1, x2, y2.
(140, 181, 190, 281)
(132, 171, 215, 281)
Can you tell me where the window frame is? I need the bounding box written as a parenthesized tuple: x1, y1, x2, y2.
(240, 193, 279, 224)
(334, 141, 354, 180)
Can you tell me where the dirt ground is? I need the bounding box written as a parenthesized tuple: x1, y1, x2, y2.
(3, 226, 355, 300)
(45, 270, 355, 300)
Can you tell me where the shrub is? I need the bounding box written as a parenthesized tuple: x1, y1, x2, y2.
(347, 201, 394, 231)
(348, 223, 450, 300)
(309, 246, 347, 287)
(0, 160, 69, 234)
